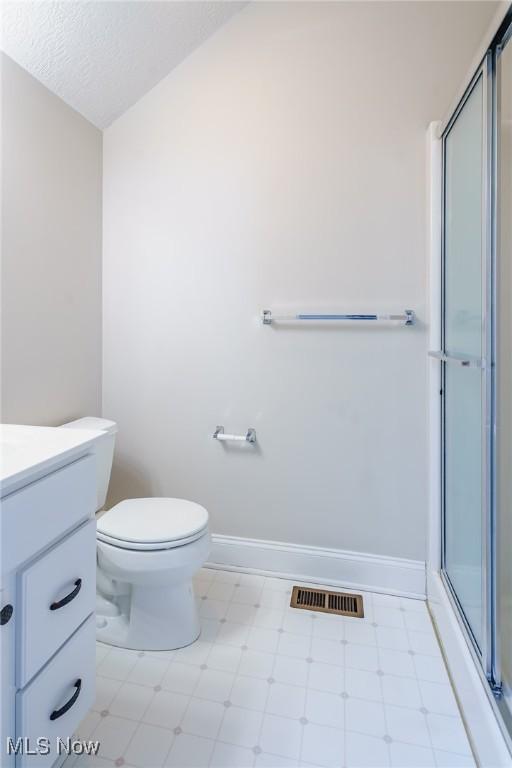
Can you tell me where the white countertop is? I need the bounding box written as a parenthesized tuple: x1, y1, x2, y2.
(0, 424, 103, 495)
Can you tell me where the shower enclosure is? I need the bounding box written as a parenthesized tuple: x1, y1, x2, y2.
(435, 10, 512, 740)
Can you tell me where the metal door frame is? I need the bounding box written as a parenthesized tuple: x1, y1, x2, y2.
(439, 53, 494, 679)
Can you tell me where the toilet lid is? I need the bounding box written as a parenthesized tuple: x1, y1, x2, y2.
(97, 498, 209, 546)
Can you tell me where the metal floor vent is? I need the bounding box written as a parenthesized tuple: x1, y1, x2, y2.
(290, 586, 364, 618)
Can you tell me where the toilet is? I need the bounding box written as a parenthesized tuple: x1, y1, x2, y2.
(61, 417, 210, 651)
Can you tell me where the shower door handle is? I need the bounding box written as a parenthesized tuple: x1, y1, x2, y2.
(428, 351, 486, 369)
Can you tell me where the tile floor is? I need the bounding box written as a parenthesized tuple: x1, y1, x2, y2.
(66, 568, 475, 768)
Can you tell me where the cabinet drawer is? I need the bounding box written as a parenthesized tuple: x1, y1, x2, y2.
(16, 615, 95, 768)
(1, 455, 96, 574)
(18, 521, 96, 687)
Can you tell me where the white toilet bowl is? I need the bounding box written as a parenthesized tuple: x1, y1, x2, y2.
(60, 417, 210, 651)
(96, 498, 210, 651)
(96, 498, 210, 650)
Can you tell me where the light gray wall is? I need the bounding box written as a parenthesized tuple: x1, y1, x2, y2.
(1, 54, 102, 426)
(103, 1, 497, 561)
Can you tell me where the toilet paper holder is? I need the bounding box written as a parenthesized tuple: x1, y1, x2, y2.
(213, 426, 257, 444)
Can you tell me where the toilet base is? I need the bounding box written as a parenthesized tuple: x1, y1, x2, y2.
(96, 579, 201, 651)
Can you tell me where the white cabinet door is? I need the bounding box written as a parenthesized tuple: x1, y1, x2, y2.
(15, 615, 95, 768)
(18, 521, 96, 687)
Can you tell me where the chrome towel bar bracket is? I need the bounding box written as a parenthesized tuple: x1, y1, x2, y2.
(213, 426, 257, 444)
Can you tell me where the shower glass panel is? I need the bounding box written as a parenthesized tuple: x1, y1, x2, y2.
(442, 71, 487, 651)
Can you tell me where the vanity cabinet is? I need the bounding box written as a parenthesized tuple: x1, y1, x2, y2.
(1, 433, 99, 768)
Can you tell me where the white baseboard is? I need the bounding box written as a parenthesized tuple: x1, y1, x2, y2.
(428, 570, 512, 767)
(207, 534, 426, 599)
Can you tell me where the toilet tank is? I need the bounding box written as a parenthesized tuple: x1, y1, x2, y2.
(61, 417, 118, 511)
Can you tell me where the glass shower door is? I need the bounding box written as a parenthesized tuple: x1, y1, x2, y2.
(441, 62, 490, 657)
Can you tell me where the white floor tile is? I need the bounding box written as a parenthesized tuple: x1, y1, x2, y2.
(408, 630, 441, 657)
(239, 573, 266, 589)
(373, 607, 405, 630)
(74, 710, 102, 741)
(274, 655, 309, 687)
(413, 654, 448, 684)
(345, 622, 377, 647)
(200, 599, 229, 620)
(418, 680, 459, 717)
(255, 752, 298, 768)
(345, 731, 390, 768)
(93, 716, 139, 760)
(277, 632, 311, 659)
(301, 723, 344, 767)
(385, 705, 430, 748)
(260, 591, 289, 611)
(247, 627, 280, 654)
(254, 608, 286, 630)
(174, 641, 212, 667)
(164, 733, 215, 767)
(260, 714, 303, 760)
(217, 621, 251, 647)
(212, 569, 240, 585)
(207, 581, 237, 602)
(239, 649, 276, 679)
(126, 656, 169, 688)
(218, 705, 263, 748)
(404, 611, 433, 634)
(345, 643, 379, 672)
(143, 690, 190, 730)
(379, 649, 415, 678)
(281, 611, 314, 636)
(233, 585, 264, 605)
(375, 626, 409, 652)
(96, 644, 110, 667)
(226, 603, 258, 625)
(181, 698, 225, 739)
(96, 649, 138, 681)
(109, 682, 154, 721)
(267, 682, 306, 719)
(194, 668, 234, 703)
(93, 570, 471, 768)
(230, 675, 270, 711)
(427, 713, 472, 755)
(199, 618, 221, 643)
(208, 643, 242, 673)
(434, 750, 476, 767)
(381, 675, 422, 709)
(312, 615, 344, 641)
(305, 689, 343, 729)
(345, 697, 385, 738)
(344, 669, 382, 703)
(162, 662, 201, 695)
(93, 676, 123, 712)
(401, 598, 428, 614)
(210, 742, 255, 767)
(311, 637, 344, 667)
(123, 722, 174, 768)
(389, 740, 436, 767)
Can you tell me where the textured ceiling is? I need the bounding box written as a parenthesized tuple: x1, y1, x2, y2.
(0, 1, 246, 128)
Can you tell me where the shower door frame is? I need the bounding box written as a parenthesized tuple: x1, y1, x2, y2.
(493, 20, 512, 732)
(439, 52, 496, 686)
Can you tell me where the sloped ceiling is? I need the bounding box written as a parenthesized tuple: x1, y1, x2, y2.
(0, 1, 247, 128)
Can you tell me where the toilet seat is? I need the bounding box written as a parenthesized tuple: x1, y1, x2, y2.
(97, 497, 209, 551)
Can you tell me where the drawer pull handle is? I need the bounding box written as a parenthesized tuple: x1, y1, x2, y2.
(50, 579, 82, 611)
(49, 678, 82, 721)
